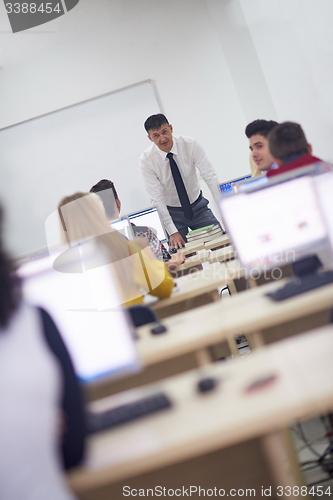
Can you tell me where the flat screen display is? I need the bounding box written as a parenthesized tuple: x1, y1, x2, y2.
(220, 176, 328, 270)
(314, 172, 333, 252)
(18, 243, 139, 384)
(127, 207, 167, 242)
(219, 175, 252, 194)
(110, 218, 134, 240)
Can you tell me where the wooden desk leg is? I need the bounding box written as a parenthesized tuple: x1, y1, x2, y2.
(248, 277, 259, 288)
(195, 348, 213, 366)
(248, 330, 265, 349)
(227, 335, 239, 357)
(210, 289, 221, 302)
(226, 278, 238, 295)
(260, 429, 309, 500)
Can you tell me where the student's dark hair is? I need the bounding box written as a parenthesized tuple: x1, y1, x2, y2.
(268, 122, 309, 162)
(90, 179, 119, 219)
(245, 119, 278, 139)
(144, 114, 169, 133)
(90, 179, 119, 201)
(0, 206, 21, 329)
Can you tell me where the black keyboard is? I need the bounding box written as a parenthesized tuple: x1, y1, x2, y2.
(86, 392, 172, 434)
(266, 270, 333, 302)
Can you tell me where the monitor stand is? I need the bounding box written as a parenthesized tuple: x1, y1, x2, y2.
(291, 254, 322, 279)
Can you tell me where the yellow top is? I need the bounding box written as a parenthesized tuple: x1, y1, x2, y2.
(123, 241, 174, 307)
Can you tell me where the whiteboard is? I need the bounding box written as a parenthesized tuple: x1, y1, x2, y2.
(0, 81, 161, 257)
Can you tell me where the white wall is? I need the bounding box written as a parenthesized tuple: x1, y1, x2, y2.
(1, 0, 333, 255)
(0, 0, 249, 254)
(239, 0, 333, 162)
(0, 0, 249, 173)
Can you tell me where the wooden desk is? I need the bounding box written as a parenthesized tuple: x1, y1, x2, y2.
(178, 234, 231, 256)
(176, 245, 235, 273)
(150, 264, 228, 319)
(204, 233, 231, 250)
(68, 326, 333, 499)
(139, 278, 333, 358)
(178, 241, 205, 256)
(207, 245, 234, 264)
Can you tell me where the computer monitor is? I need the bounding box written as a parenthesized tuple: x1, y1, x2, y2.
(314, 171, 333, 252)
(17, 242, 139, 386)
(220, 175, 329, 270)
(235, 162, 332, 193)
(234, 175, 269, 193)
(219, 175, 252, 195)
(110, 217, 134, 240)
(127, 207, 167, 242)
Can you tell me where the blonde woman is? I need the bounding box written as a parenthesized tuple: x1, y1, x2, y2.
(57, 192, 173, 307)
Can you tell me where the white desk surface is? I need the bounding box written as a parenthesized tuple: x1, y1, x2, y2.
(178, 241, 205, 255)
(178, 233, 230, 255)
(176, 245, 234, 272)
(68, 326, 333, 493)
(207, 245, 234, 264)
(204, 233, 231, 250)
(137, 278, 333, 364)
(150, 263, 228, 312)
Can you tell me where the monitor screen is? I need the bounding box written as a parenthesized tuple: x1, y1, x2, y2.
(127, 207, 167, 242)
(234, 175, 269, 193)
(235, 161, 333, 193)
(110, 218, 134, 240)
(219, 175, 252, 195)
(18, 242, 139, 385)
(314, 172, 333, 252)
(220, 176, 328, 270)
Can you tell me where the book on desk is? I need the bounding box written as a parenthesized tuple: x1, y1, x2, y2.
(186, 224, 223, 244)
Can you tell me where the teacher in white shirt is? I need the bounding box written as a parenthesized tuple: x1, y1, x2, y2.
(140, 114, 222, 249)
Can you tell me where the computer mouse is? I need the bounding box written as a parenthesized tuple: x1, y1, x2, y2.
(150, 324, 167, 335)
(197, 377, 218, 393)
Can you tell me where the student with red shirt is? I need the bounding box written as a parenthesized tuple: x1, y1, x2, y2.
(267, 122, 322, 178)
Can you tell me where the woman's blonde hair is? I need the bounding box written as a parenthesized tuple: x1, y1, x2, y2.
(249, 153, 261, 177)
(58, 192, 135, 303)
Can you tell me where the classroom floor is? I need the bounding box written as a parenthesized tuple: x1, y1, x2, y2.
(291, 417, 333, 497)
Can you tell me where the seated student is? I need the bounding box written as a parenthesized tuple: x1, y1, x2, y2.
(245, 119, 279, 174)
(0, 205, 85, 500)
(90, 179, 185, 270)
(58, 192, 174, 307)
(267, 121, 323, 178)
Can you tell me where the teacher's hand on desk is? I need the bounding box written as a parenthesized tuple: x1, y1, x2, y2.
(169, 232, 185, 250)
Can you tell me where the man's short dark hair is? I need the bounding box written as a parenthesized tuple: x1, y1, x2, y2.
(90, 179, 119, 219)
(245, 119, 278, 139)
(268, 122, 309, 162)
(144, 114, 169, 133)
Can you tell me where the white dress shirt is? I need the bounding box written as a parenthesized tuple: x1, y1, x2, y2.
(140, 136, 220, 236)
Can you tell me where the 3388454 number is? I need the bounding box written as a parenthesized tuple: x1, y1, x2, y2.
(5, 3, 61, 14)
(276, 485, 332, 496)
